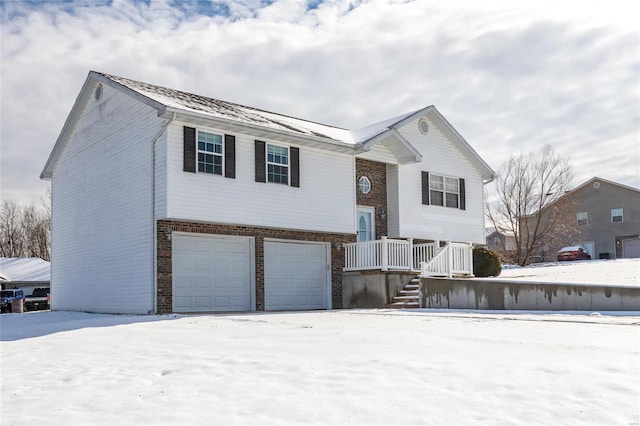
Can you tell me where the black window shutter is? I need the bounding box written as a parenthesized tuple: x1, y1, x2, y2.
(183, 126, 196, 173)
(290, 147, 300, 187)
(421, 171, 430, 205)
(255, 140, 266, 183)
(459, 178, 466, 210)
(224, 135, 236, 179)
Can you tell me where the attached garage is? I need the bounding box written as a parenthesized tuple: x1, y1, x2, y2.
(264, 240, 331, 311)
(172, 233, 255, 312)
(622, 238, 640, 258)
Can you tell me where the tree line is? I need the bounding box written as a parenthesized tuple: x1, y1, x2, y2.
(0, 193, 50, 261)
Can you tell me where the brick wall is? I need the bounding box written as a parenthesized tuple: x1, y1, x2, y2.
(156, 220, 355, 314)
(355, 158, 388, 238)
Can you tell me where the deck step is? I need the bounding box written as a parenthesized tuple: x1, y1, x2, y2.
(386, 275, 421, 308)
(386, 301, 420, 309)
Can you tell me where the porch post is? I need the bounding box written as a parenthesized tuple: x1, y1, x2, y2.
(408, 238, 414, 270)
(381, 236, 389, 271)
(446, 239, 452, 278)
(468, 242, 474, 276)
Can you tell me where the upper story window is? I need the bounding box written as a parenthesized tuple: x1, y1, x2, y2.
(359, 176, 372, 195)
(267, 144, 289, 184)
(430, 174, 459, 208)
(197, 131, 223, 175)
(421, 171, 466, 210)
(254, 140, 299, 187)
(611, 208, 623, 223)
(577, 212, 588, 226)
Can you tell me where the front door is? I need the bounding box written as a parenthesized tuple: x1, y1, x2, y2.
(357, 206, 375, 242)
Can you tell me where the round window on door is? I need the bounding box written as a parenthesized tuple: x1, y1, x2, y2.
(359, 176, 372, 195)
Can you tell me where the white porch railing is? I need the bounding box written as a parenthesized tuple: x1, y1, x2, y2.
(344, 237, 474, 277)
(419, 241, 474, 278)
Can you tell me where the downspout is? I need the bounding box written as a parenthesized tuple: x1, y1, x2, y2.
(151, 112, 176, 314)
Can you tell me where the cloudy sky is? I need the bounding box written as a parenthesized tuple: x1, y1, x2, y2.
(1, 0, 638, 204)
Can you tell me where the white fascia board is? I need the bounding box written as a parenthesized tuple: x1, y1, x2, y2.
(360, 127, 422, 165)
(90, 72, 167, 117)
(40, 72, 169, 180)
(167, 108, 358, 154)
(426, 107, 497, 184)
(390, 128, 422, 163)
(40, 75, 96, 179)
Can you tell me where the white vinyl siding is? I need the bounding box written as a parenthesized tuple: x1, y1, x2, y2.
(50, 82, 160, 314)
(392, 116, 485, 243)
(164, 121, 355, 234)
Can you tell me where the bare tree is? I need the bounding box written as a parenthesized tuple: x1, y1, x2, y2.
(0, 200, 24, 258)
(486, 144, 574, 266)
(0, 192, 51, 261)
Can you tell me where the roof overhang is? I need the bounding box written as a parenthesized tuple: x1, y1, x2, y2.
(166, 108, 357, 154)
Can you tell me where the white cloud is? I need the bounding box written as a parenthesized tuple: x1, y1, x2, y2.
(1, 0, 638, 204)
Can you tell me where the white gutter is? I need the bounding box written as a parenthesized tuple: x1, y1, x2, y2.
(151, 112, 176, 314)
(164, 107, 357, 152)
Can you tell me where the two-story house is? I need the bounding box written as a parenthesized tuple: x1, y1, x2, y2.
(41, 71, 495, 314)
(538, 177, 640, 260)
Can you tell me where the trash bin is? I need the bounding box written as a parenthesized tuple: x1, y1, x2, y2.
(11, 299, 24, 313)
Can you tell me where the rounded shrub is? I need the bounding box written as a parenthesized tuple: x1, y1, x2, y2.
(473, 247, 502, 277)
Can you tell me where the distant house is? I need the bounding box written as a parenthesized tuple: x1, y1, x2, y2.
(485, 227, 517, 261)
(529, 177, 640, 260)
(40, 71, 495, 314)
(0, 257, 51, 295)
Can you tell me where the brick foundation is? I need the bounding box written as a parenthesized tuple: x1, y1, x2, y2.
(156, 220, 355, 314)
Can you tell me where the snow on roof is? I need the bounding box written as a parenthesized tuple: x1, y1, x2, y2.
(0, 258, 51, 283)
(95, 72, 430, 146)
(95, 72, 356, 143)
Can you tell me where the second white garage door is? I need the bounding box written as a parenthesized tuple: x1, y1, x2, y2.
(172, 233, 254, 313)
(264, 240, 331, 311)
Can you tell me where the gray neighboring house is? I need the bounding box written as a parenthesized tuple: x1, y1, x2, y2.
(0, 258, 51, 295)
(485, 227, 516, 260)
(546, 177, 640, 259)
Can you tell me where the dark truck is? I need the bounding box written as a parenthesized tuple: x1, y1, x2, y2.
(24, 287, 50, 311)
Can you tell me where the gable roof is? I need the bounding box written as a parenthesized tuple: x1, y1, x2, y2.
(41, 71, 495, 181)
(0, 258, 51, 283)
(569, 176, 640, 195)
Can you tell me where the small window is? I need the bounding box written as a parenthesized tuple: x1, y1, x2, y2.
(493, 235, 500, 245)
(267, 144, 289, 184)
(611, 208, 623, 223)
(577, 212, 588, 226)
(359, 176, 372, 195)
(197, 131, 223, 175)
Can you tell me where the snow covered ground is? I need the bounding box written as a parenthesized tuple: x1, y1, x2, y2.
(1, 309, 639, 425)
(493, 258, 640, 287)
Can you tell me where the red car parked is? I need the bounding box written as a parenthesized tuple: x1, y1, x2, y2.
(557, 246, 592, 261)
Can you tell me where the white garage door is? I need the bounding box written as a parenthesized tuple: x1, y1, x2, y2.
(264, 240, 330, 311)
(622, 238, 640, 258)
(172, 234, 254, 312)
